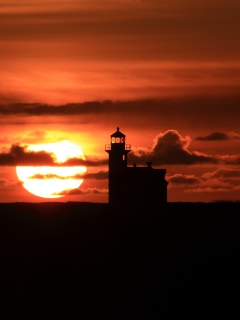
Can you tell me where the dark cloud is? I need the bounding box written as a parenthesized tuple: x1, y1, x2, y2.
(53, 187, 108, 196)
(167, 168, 240, 192)
(183, 168, 240, 193)
(64, 157, 108, 167)
(0, 102, 111, 116)
(196, 131, 240, 141)
(218, 155, 240, 165)
(83, 171, 108, 180)
(129, 130, 217, 165)
(184, 180, 240, 193)
(0, 143, 56, 166)
(28, 170, 108, 180)
(0, 98, 239, 121)
(2, 98, 240, 134)
(184, 186, 238, 193)
(167, 174, 202, 185)
(164, 167, 240, 196)
(202, 168, 240, 180)
(196, 132, 229, 141)
(0, 143, 107, 167)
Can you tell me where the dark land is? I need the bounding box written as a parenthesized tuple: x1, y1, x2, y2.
(0, 202, 240, 319)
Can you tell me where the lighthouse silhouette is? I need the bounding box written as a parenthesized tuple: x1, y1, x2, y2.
(105, 127, 168, 206)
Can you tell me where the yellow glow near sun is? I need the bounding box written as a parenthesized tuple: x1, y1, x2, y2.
(16, 140, 87, 198)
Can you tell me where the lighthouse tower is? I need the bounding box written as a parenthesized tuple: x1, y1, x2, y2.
(105, 127, 131, 204)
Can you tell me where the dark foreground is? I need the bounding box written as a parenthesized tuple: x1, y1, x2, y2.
(0, 202, 240, 319)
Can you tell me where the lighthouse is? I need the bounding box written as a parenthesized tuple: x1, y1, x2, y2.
(105, 127, 168, 206)
(105, 127, 131, 204)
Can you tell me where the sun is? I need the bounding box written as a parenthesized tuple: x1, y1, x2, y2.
(16, 140, 87, 198)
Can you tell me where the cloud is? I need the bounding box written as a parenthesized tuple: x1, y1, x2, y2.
(52, 187, 108, 196)
(0, 178, 23, 189)
(28, 173, 71, 180)
(1, 132, 239, 168)
(184, 186, 240, 193)
(128, 130, 217, 165)
(228, 132, 240, 140)
(202, 168, 240, 180)
(28, 170, 108, 180)
(218, 155, 240, 165)
(83, 171, 108, 180)
(63, 157, 108, 167)
(167, 174, 203, 185)
(183, 168, 240, 193)
(1, 99, 240, 121)
(0, 143, 108, 167)
(196, 131, 240, 141)
(196, 132, 229, 141)
(0, 102, 111, 116)
(0, 143, 56, 166)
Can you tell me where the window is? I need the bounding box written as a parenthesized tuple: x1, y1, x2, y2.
(112, 137, 124, 143)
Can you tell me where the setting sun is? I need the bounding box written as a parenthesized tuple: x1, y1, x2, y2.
(16, 141, 87, 198)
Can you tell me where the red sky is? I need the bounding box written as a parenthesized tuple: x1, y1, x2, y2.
(1, 0, 240, 202)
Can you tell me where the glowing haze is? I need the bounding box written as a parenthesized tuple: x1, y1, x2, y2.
(0, 0, 240, 202)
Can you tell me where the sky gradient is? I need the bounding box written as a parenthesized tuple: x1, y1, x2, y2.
(1, 0, 240, 202)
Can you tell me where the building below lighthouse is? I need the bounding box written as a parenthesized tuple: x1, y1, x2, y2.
(105, 127, 168, 206)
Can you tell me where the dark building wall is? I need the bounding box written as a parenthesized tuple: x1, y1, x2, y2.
(108, 166, 168, 206)
(124, 167, 168, 205)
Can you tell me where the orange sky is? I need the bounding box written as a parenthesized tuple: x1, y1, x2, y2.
(1, 0, 240, 202)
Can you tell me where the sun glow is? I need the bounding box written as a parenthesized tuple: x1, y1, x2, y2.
(16, 141, 87, 198)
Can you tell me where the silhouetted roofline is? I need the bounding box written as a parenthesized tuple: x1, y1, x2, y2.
(111, 127, 125, 138)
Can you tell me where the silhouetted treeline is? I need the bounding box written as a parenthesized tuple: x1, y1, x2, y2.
(0, 202, 239, 319)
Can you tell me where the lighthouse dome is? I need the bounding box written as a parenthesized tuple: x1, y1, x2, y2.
(111, 127, 125, 138)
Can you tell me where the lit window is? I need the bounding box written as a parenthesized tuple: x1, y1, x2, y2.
(116, 138, 121, 143)
(111, 137, 116, 143)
